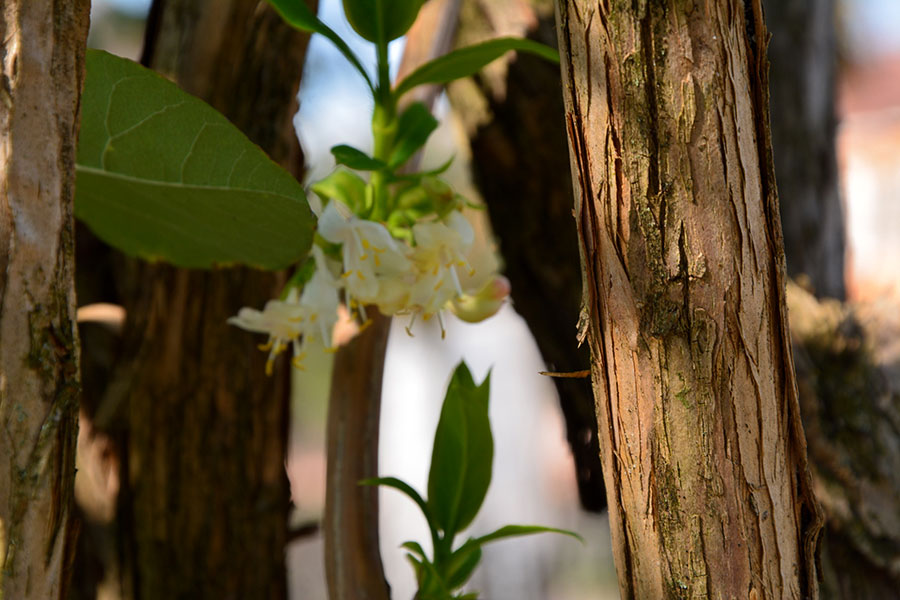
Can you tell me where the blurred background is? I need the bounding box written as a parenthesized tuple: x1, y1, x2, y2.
(83, 0, 900, 598)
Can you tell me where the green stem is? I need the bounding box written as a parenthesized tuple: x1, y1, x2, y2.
(370, 37, 396, 221)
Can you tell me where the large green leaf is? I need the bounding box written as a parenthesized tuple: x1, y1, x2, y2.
(76, 49, 314, 270)
(343, 0, 426, 43)
(394, 37, 560, 98)
(267, 0, 374, 91)
(427, 363, 493, 538)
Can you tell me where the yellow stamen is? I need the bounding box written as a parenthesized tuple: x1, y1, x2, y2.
(358, 319, 373, 333)
(258, 340, 275, 352)
(359, 254, 369, 261)
(291, 356, 307, 371)
(265, 359, 274, 376)
(356, 270, 365, 280)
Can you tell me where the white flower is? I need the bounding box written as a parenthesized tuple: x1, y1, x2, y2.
(228, 288, 305, 375)
(408, 211, 475, 312)
(299, 245, 342, 349)
(317, 200, 410, 305)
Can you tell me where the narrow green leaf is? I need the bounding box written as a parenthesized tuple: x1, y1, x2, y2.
(416, 558, 454, 600)
(395, 37, 560, 98)
(472, 524, 584, 547)
(343, 0, 426, 43)
(76, 50, 314, 270)
(401, 540, 428, 560)
(266, 0, 374, 91)
(331, 144, 387, 171)
(427, 362, 493, 538)
(386, 155, 455, 183)
(389, 102, 439, 168)
(442, 540, 482, 591)
(311, 168, 367, 213)
(359, 476, 432, 522)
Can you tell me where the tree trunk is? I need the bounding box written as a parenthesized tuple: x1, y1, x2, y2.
(555, 1, 822, 597)
(0, 2, 90, 598)
(104, 2, 314, 598)
(447, 0, 606, 513)
(764, 0, 844, 300)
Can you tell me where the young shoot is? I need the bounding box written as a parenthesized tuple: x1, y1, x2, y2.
(363, 362, 582, 599)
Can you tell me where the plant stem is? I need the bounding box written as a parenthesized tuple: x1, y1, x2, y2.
(370, 39, 395, 221)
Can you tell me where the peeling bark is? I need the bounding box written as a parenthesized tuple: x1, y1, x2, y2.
(0, 1, 90, 598)
(555, 1, 822, 597)
(97, 2, 315, 597)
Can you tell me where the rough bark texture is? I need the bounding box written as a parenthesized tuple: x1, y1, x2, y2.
(555, 1, 822, 597)
(0, 1, 90, 598)
(447, 0, 606, 512)
(764, 0, 844, 300)
(787, 284, 900, 600)
(98, 2, 314, 598)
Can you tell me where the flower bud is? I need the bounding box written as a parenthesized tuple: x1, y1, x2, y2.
(448, 275, 511, 323)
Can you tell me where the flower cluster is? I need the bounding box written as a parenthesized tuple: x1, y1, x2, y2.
(229, 190, 509, 373)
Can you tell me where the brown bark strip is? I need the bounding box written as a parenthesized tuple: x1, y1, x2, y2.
(99, 2, 315, 598)
(0, 1, 90, 598)
(555, 1, 821, 598)
(324, 312, 392, 600)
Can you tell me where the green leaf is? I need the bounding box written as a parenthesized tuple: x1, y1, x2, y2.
(401, 540, 428, 560)
(343, 0, 426, 43)
(443, 540, 482, 591)
(427, 362, 493, 538)
(331, 144, 387, 171)
(76, 50, 314, 270)
(389, 102, 439, 168)
(311, 168, 367, 213)
(360, 476, 431, 523)
(386, 155, 455, 183)
(266, 0, 374, 92)
(394, 37, 560, 98)
(472, 524, 584, 547)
